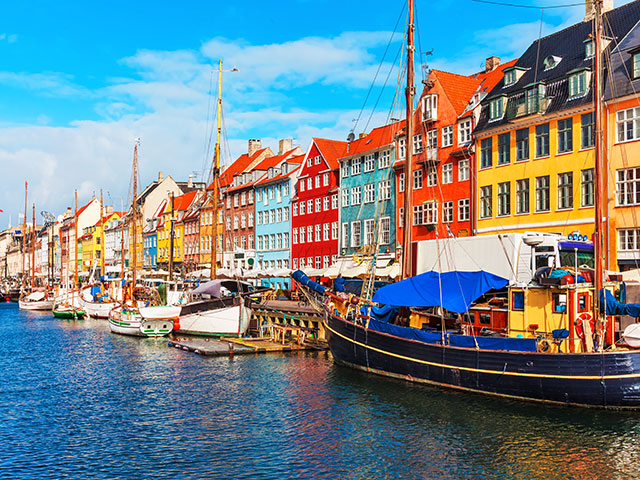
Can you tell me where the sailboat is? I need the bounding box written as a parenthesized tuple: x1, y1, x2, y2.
(294, 0, 640, 408)
(108, 140, 174, 337)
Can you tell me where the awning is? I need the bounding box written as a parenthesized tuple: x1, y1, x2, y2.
(372, 270, 509, 313)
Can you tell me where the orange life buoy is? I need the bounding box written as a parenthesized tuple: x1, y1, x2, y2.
(574, 312, 594, 339)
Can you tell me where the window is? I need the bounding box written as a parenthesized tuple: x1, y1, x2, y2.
(398, 137, 406, 159)
(323, 223, 329, 241)
(248, 212, 254, 228)
(557, 118, 573, 153)
(341, 188, 349, 208)
(307, 178, 312, 190)
(269, 210, 275, 224)
(315, 256, 321, 269)
(315, 198, 321, 213)
(323, 255, 329, 268)
(284, 208, 289, 222)
(307, 157, 312, 167)
(497, 182, 511, 216)
(292, 228, 298, 244)
(568, 71, 588, 97)
(298, 257, 304, 268)
(364, 183, 375, 203)
(516, 128, 529, 161)
(315, 176, 321, 188)
(379, 180, 391, 200)
(516, 179, 530, 214)
(617, 107, 640, 142)
(307, 199, 312, 213)
(307, 226, 312, 243)
(398, 207, 404, 228)
(480, 186, 492, 218)
(240, 192, 246, 206)
(558, 172, 573, 209)
(581, 168, 594, 207)
(275, 208, 281, 223)
(315, 224, 321, 242)
(535, 123, 550, 157)
(342, 222, 349, 250)
(226, 217, 231, 231)
(300, 180, 305, 192)
(315, 155, 321, 165)
(634, 53, 640, 78)
(458, 118, 472, 145)
(379, 217, 390, 244)
(427, 129, 437, 149)
(535, 176, 550, 212)
(399, 173, 405, 193)
(422, 94, 438, 121)
(498, 133, 510, 165)
(459, 159, 469, 181)
(489, 97, 504, 120)
(458, 198, 470, 222)
(269, 186, 275, 199)
(443, 201, 453, 223)
(323, 197, 329, 211)
(233, 215, 239, 229)
(284, 183, 290, 196)
(299, 202, 305, 215)
(351, 186, 362, 205)
(248, 234, 254, 250)
(504, 69, 516, 86)
(424, 202, 438, 224)
(585, 40, 594, 59)
(581, 112, 594, 148)
(351, 221, 361, 248)
(332, 194, 338, 209)
(364, 219, 375, 245)
(619, 228, 640, 251)
(293, 258, 298, 269)
(364, 154, 375, 172)
(414, 169, 424, 189)
(299, 227, 305, 243)
(379, 150, 391, 168)
(341, 161, 349, 178)
(226, 196, 231, 208)
(412, 205, 424, 225)
(442, 163, 453, 184)
(617, 167, 640, 206)
(332, 222, 338, 240)
(323, 173, 329, 186)
(427, 167, 437, 187)
(480, 138, 492, 169)
(442, 126, 453, 147)
(351, 157, 362, 176)
(412, 134, 423, 154)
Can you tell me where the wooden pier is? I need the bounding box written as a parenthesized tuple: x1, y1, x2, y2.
(251, 299, 326, 340)
(168, 334, 327, 357)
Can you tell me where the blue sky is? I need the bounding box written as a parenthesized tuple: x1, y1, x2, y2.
(0, 0, 630, 223)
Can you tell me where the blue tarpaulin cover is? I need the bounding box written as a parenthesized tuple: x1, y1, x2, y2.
(367, 318, 538, 352)
(372, 270, 509, 313)
(370, 304, 399, 323)
(599, 289, 640, 317)
(292, 270, 326, 295)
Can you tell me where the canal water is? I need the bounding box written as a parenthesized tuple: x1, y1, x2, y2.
(1, 302, 640, 479)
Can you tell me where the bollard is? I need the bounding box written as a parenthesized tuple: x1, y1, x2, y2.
(228, 342, 234, 357)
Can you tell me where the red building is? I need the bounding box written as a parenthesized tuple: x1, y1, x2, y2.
(291, 138, 348, 271)
(394, 57, 517, 247)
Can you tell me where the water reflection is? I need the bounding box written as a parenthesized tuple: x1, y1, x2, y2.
(0, 303, 639, 479)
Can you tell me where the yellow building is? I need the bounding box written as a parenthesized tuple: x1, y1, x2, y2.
(198, 192, 223, 270)
(79, 211, 122, 273)
(155, 191, 198, 272)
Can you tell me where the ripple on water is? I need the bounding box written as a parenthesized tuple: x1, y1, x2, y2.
(1, 303, 640, 479)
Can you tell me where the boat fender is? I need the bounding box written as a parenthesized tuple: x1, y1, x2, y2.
(538, 339, 551, 353)
(574, 312, 594, 339)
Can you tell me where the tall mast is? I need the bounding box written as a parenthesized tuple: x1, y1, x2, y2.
(132, 140, 139, 289)
(74, 190, 78, 290)
(169, 192, 175, 282)
(22, 181, 27, 283)
(401, 0, 415, 279)
(100, 190, 105, 278)
(593, 0, 604, 323)
(31, 202, 35, 290)
(211, 59, 223, 280)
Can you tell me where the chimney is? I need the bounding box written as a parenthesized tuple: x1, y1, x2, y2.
(188, 175, 193, 188)
(485, 56, 501, 73)
(585, 0, 613, 21)
(106, 205, 114, 215)
(158, 171, 164, 182)
(248, 139, 262, 157)
(65, 207, 72, 218)
(278, 138, 293, 155)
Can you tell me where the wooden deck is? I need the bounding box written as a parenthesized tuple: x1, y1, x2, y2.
(167, 335, 327, 356)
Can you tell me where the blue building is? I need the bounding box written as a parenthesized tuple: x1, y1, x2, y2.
(338, 122, 400, 269)
(254, 152, 304, 290)
(143, 223, 158, 271)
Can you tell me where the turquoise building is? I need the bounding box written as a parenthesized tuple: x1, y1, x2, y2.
(254, 154, 304, 289)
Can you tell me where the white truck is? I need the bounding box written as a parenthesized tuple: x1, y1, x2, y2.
(413, 232, 594, 285)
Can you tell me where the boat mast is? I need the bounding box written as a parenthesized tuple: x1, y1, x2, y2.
(210, 59, 223, 281)
(100, 190, 105, 278)
(132, 140, 139, 289)
(22, 181, 27, 284)
(74, 190, 78, 291)
(169, 192, 175, 282)
(593, 0, 604, 324)
(401, 0, 415, 279)
(31, 203, 35, 290)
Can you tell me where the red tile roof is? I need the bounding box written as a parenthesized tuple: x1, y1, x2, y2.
(254, 154, 305, 186)
(313, 138, 349, 170)
(213, 147, 271, 190)
(431, 70, 483, 117)
(472, 58, 519, 92)
(339, 121, 404, 159)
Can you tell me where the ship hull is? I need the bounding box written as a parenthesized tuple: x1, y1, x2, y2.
(325, 313, 640, 408)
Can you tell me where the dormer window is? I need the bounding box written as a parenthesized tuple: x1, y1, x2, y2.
(422, 94, 438, 122)
(543, 55, 562, 71)
(584, 39, 594, 59)
(504, 70, 516, 86)
(568, 69, 590, 98)
(631, 49, 640, 79)
(489, 96, 506, 121)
